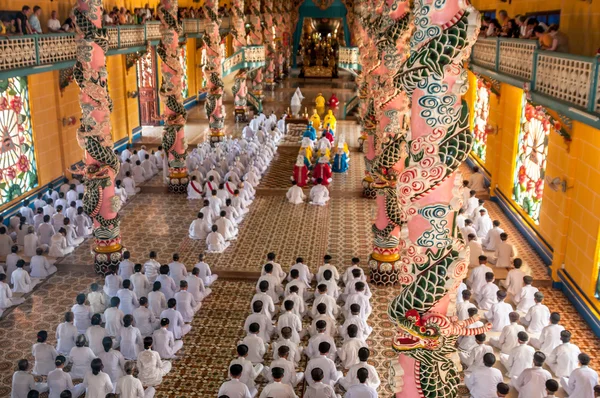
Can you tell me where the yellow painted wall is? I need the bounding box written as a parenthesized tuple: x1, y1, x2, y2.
(471, 0, 600, 56)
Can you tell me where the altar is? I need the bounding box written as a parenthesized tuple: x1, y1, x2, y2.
(298, 19, 343, 78)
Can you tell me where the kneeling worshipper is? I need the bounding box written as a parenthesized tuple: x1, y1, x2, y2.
(189, 212, 211, 241)
(303, 122, 317, 142)
(310, 109, 321, 129)
(315, 93, 326, 115)
(49, 228, 74, 258)
(187, 176, 203, 199)
(310, 178, 330, 206)
(206, 225, 230, 253)
(332, 144, 349, 173)
(316, 137, 331, 160)
(137, 336, 172, 388)
(292, 155, 308, 188)
(312, 156, 332, 186)
(328, 93, 339, 109)
(286, 181, 306, 205)
(0, 273, 25, 314)
(323, 110, 336, 132)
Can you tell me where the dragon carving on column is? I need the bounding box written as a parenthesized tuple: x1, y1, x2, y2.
(231, 0, 248, 120)
(157, 0, 189, 192)
(272, 1, 285, 80)
(247, 0, 263, 99)
(387, 1, 486, 396)
(202, 0, 226, 144)
(262, 0, 276, 89)
(72, 0, 124, 274)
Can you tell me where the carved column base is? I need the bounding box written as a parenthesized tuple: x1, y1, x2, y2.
(235, 106, 247, 123)
(369, 252, 400, 286)
(209, 129, 225, 145)
(358, 134, 368, 153)
(93, 244, 124, 275)
(168, 170, 189, 194)
(362, 176, 377, 199)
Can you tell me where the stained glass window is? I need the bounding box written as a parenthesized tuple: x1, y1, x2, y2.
(0, 77, 38, 206)
(472, 78, 490, 162)
(179, 46, 189, 99)
(512, 96, 550, 224)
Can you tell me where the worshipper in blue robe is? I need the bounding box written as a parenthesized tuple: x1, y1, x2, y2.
(332, 147, 349, 173)
(303, 122, 317, 141)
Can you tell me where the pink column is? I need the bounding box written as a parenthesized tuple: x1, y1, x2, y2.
(248, 0, 264, 100)
(157, 0, 189, 192)
(72, 0, 124, 274)
(388, 2, 488, 397)
(202, 0, 225, 144)
(231, 0, 248, 121)
(262, 0, 275, 89)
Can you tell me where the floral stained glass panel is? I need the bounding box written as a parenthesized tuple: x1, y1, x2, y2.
(512, 96, 550, 224)
(0, 77, 38, 206)
(179, 46, 189, 100)
(472, 79, 490, 162)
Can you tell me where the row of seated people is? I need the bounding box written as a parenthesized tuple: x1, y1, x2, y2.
(217, 254, 381, 398)
(10, 253, 220, 398)
(460, 255, 598, 397)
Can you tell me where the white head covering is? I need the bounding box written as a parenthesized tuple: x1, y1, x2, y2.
(318, 156, 330, 164)
(296, 155, 305, 167)
(291, 93, 301, 106)
(295, 87, 304, 99)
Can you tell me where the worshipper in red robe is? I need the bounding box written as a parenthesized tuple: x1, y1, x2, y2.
(328, 93, 340, 109)
(292, 155, 309, 187)
(312, 156, 332, 186)
(324, 126, 335, 144)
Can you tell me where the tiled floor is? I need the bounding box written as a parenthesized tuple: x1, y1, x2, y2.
(0, 74, 598, 398)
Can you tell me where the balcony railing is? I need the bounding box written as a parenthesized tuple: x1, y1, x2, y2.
(0, 20, 206, 73)
(222, 45, 266, 76)
(338, 47, 360, 71)
(471, 37, 600, 114)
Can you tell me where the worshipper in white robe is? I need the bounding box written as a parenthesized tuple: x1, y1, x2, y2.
(0, 273, 25, 311)
(286, 180, 306, 204)
(167, 254, 188, 288)
(38, 217, 55, 247)
(483, 220, 504, 251)
(474, 208, 493, 238)
(188, 212, 211, 241)
(12, 260, 34, 294)
(265, 346, 303, 388)
(118, 315, 144, 360)
(30, 248, 57, 278)
(309, 178, 330, 206)
(186, 268, 211, 302)
(305, 342, 342, 387)
(530, 312, 564, 356)
(104, 271, 122, 299)
(85, 314, 108, 355)
(74, 208, 93, 238)
(304, 370, 337, 398)
(174, 280, 200, 323)
(218, 364, 252, 398)
(137, 336, 172, 387)
(491, 233, 516, 268)
(87, 283, 106, 315)
(468, 255, 492, 303)
(115, 360, 155, 398)
(144, 252, 161, 284)
(24, 227, 45, 257)
(193, 254, 218, 286)
(485, 290, 513, 332)
(33, 209, 44, 231)
(152, 318, 182, 360)
(546, 330, 581, 378)
(133, 297, 159, 337)
(339, 348, 381, 391)
(456, 290, 476, 321)
(11, 359, 49, 398)
(103, 297, 125, 338)
(51, 207, 65, 230)
(65, 203, 78, 224)
(154, 146, 164, 170)
(132, 161, 147, 185)
(259, 368, 298, 398)
(47, 355, 85, 398)
(19, 201, 35, 225)
(344, 369, 378, 398)
(187, 175, 203, 200)
(457, 307, 483, 353)
(500, 331, 535, 379)
(82, 358, 113, 398)
(230, 344, 263, 396)
(68, 335, 97, 380)
(560, 353, 598, 397)
(117, 280, 139, 316)
(121, 146, 132, 162)
(141, 155, 157, 181)
(309, 304, 336, 338)
(515, 276, 539, 313)
(464, 353, 503, 398)
(97, 337, 125, 384)
(257, 264, 284, 304)
(461, 333, 493, 372)
(72, 294, 93, 335)
(48, 228, 74, 258)
(522, 292, 550, 334)
(32, 330, 59, 376)
(216, 211, 238, 241)
(306, 323, 337, 361)
(123, 172, 140, 196)
(253, 282, 277, 320)
(501, 258, 526, 298)
(477, 272, 499, 311)
(514, 354, 553, 398)
(241, 324, 267, 365)
(160, 298, 191, 340)
(155, 265, 177, 301)
(277, 300, 303, 343)
(43, 200, 56, 217)
(244, 301, 274, 344)
(343, 284, 371, 320)
(206, 225, 230, 253)
(117, 251, 135, 280)
(115, 180, 128, 205)
(338, 325, 368, 370)
(148, 282, 166, 319)
(465, 190, 479, 218)
(0, 226, 13, 257)
(339, 304, 372, 342)
(469, 166, 486, 193)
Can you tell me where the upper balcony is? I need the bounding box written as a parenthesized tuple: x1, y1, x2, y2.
(222, 45, 266, 77)
(471, 37, 600, 126)
(0, 20, 207, 79)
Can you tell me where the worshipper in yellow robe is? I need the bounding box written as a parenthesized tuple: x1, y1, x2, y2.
(317, 146, 331, 159)
(323, 110, 337, 132)
(301, 145, 313, 164)
(315, 93, 326, 115)
(310, 109, 321, 128)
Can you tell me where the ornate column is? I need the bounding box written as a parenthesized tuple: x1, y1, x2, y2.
(247, 0, 263, 100)
(262, 0, 275, 89)
(367, 1, 413, 285)
(387, 2, 487, 397)
(203, 0, 226, 144)
(157, 0, 189, 192)
(231, 0, 248, 122)
(72, 0, 124, 274)
(272, 1, 285, 80)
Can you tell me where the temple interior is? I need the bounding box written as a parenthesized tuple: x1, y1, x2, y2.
(1, 0, 600, 397)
